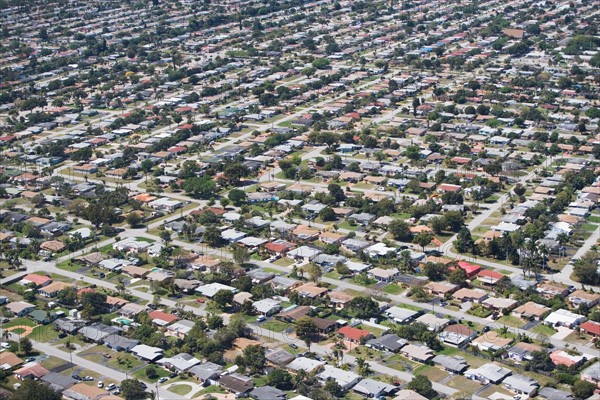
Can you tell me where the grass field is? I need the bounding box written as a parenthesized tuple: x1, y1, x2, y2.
(168, 384, 193, 396)
(382, 283, 403, 295)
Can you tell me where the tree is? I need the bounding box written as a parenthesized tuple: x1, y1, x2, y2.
(121, 379, 148, 400)
(145, 365, 157, 379)
(424, 262, 447, 281)
(19, 337, 32, 354)
(454, 228, 474, 253)
(159, 230, 171, 246)
(573, 251, 600, 285)
(57, 286, 78, 305)
(527, 350, 554, 372)
(344, 297, 380, 319)
(413, 232, 433, 252)
(212, 289, 234, 310)
(319, 207, 336, 222)
(513, 183, 526, 196)
(483, 162, 502, 176)
(448, 267, 468, 285)
(183, 176, 216, 199)
(389, 219, 412, 241)
(430, 217, 446, 234)
(356, 357, 371, 376)
(572, 380, 596, 399)
(228, 189, 247, 206)
(126, 212, 142, 228)
(267, 368, 293, 390)
(81, 292, 107, 318)
(240, 345, 265, 375)
(406, 375, 436, 399)
(223, 162, 249, 186)
(323, 379, 344, 397)
(10, 379, 61, 400)
(295, 317, 317, 350)
(203, 226, 224, 247)
(303, 263, 322, 282)
(232, 245, 250, 265)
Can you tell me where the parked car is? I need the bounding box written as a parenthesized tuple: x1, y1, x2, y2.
(289, 343, 298, 349)
(97, 381, 104, 388)
(256, 315, 266, 322)
(107, 383, 117, 391)
(158, 377, 168, 384)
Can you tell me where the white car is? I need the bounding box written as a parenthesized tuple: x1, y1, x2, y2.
(97, 381, 104, 388)
(0, 343, 10, 349)
(106, 383, 116, 391)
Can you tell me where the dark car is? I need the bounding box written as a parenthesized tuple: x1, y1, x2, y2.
(289, 343, 298, 349)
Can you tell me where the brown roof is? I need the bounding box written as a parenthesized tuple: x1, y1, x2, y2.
(277, 305, 311, 321)
(39, 281, 72, 294)
(0, 352, 23, 368)
(444, 324, 475, 336)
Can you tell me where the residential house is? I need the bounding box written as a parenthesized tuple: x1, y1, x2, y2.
(506, 342, 544, 363)
(79, 324, 120, 343)
(286, 357, 326, 373)
(14, 362, 49, 380)
(368, 267, 399, 282)
(338, 326, 373, 343)
(265, 348, 295, 367)
(415, 313, 450, 332)
(472, 331, 513, 352)
(482, 297, 518, 313)
(29, 310, 58, 325)
(464, 363, 511, 384)
(569, 290, 600, 307)
(503, 374, 539, 397)
(581, 321, 600, 337)
(103, 335, 140, 352)
(6, 301, 35, 317)
(148, 310, 179, 327)
(536, 282, 569, 298)
(432, 355, 469, 374)
(353, 378, 397, 398)
(549, 350, 586, 367)
(317, 365, 361, 390)
(0, 352, 23, 371)
(477, 270, 504, 285)
(385, 306, 420, 324)
(166, 320, 195, 339)
(293, 282, 328, 298)
(253, 298, 282, 316)
(452, 288, 489, 303)
(218, 373, 254, 396)
(38, 281, 72, 297)
(366, 334, 408, 353)
(512, 301, 550, 321)
(189, 362, 222, 385)
(439, 325, 477, 347)
(157, 353, 201, 373)
(544, 309, 585, 328)
(131, 344, 164, 362)
(250, 386, 286, 400)
(393, 390, 427, 400)
(581, 362, 600, 387)
(20, 273, 52, 287)
(424, 281, 458, 297)
(401, 344, 434, 363)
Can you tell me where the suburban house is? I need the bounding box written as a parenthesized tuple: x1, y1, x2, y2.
(432, 355, 469, 374)
(338, 326, 373, 343)
(506, 342, 545, 363)
(317, 365, 361, 390)
(438, 324, 477, 347)
(400, 344, 434, 363)
(512, 301, 550, 321)
(544, 309, 585, 328)
(503, 374, 539, 397)
(464, 363, 512, 384)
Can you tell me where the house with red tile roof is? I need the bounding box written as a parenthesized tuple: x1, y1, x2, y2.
(454, 261, 482, 277)
(581, 321, 600, 337)
(20, 273, 52, 287)
(148, 310, 179, 326)
(478, 270, 504, 285)
(338, 326, 373, 343)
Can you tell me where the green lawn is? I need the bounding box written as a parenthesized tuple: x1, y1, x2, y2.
(133, 365, 171, 382)
(338, 221, 359, 231)
(168, 384, 193, 396)
(531, 324, 555, 336)
(588, 216, 600, 223)
(382, 283, 403, 295)
(273, 258, 293, 267)
(413, 365, 449, 382)
(4, 318, 36, 328)
(261, 319, 292, 333)
(56, 260, 84, 272)
(107, 353, 144, 371)
(497, 315, 524, 328)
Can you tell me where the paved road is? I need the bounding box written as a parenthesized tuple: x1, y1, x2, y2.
(9, 334, 182, 400)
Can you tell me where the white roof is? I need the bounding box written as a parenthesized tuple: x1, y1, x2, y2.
(317, 365, 360, 388)
(286, 357, 325, 372)
(544, 309, 584, 325)
(195, 283, 236, 298)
